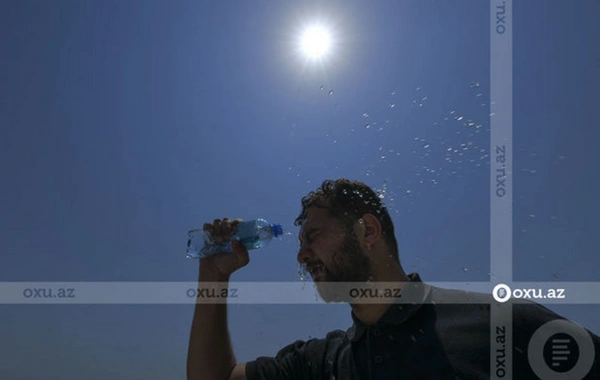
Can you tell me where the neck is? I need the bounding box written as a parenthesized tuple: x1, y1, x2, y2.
(350, 257, 410, 325)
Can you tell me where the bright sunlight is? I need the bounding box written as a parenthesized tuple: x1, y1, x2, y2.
(300, 25, 332, 60)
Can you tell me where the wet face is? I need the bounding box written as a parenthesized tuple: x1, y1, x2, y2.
(297, 207, 372, 301)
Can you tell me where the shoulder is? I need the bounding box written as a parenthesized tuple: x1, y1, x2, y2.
(511, 300, 600, 342)
(427, 284, 495, 306)
(275, 330, 347, 356)
(246, 330, 348, 380)
(428, 285, 600, 342)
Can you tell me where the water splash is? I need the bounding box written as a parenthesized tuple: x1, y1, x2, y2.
(297, 263, 310, 282)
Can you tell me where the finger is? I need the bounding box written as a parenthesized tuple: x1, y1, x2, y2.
(202, 223, 213, 233)
(231, 219, 243, 234)
(222, 217, 232, 241)
(213, 219, 223, 243)
(231, 240, 250, 267)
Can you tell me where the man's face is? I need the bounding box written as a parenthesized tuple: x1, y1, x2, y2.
(297, 207, 372, 301)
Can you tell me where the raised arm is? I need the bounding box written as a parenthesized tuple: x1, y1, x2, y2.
(187, 218, 250, 380)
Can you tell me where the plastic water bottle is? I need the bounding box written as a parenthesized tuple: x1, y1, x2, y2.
(186, 218, 284, 259)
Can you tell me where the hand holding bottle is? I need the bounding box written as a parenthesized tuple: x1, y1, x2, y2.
(199, 218, 250, 278)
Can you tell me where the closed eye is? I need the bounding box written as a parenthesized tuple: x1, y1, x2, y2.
(299, 229, 320, 247)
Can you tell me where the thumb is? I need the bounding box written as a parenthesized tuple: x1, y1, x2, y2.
(232, 239, 250, 266)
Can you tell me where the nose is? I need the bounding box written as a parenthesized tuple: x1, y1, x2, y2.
(297, 246, 312, 265)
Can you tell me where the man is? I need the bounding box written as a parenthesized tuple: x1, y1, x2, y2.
(187, 178, 600, 380)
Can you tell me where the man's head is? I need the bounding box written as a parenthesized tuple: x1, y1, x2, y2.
(294, 179, 400, 300)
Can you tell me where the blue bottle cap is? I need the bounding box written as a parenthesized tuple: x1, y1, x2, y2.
(271, 224, 283, 237)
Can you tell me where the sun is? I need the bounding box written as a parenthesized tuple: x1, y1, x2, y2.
(300, 25, 332, 60)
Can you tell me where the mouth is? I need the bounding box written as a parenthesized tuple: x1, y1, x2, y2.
(307, 263, 325, 280)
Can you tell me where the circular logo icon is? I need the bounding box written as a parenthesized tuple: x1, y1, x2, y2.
(528, 319, 595, 380)
(493, 283, 512, 303)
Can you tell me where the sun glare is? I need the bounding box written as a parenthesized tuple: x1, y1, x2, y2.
(300, 25, 332, 60)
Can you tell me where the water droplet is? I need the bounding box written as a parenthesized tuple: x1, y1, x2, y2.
(328, 90, 334, 95)
(410, 335, 416, 342)
(552, 273, 561, 279)
(456, 116, 464, 121)
(389, 335, 395, 341)
(320, 85, 324, 91)
(365, 124, 371, 129)
(424, 144, 430, 149)
(298, 264, 308, 281)
(529, 214, 535, 218)
(470, 81, 480, 89)
(363, 113, 369, 118)
(389, 103, 395, 108)
(462, 267, 468, 272)
(406, 190, 411, 195)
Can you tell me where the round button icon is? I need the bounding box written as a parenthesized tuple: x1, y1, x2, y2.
(528, 319, 595, 379)
(493, 283, 512, 303)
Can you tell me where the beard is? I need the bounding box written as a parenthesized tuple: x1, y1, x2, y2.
(315, 229, 373, 303)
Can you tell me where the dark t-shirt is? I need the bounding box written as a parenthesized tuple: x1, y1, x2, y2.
(246, 273, 600, 380)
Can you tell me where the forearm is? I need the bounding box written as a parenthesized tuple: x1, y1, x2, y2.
(187, 269, 236, 380)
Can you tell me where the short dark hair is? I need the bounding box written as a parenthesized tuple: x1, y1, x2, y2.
(294, 178, 399, 262)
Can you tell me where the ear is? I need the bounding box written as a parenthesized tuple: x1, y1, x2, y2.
(356, 213, 381, 247)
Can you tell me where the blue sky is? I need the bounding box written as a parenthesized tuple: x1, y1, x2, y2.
(1, 1, 599, 379)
